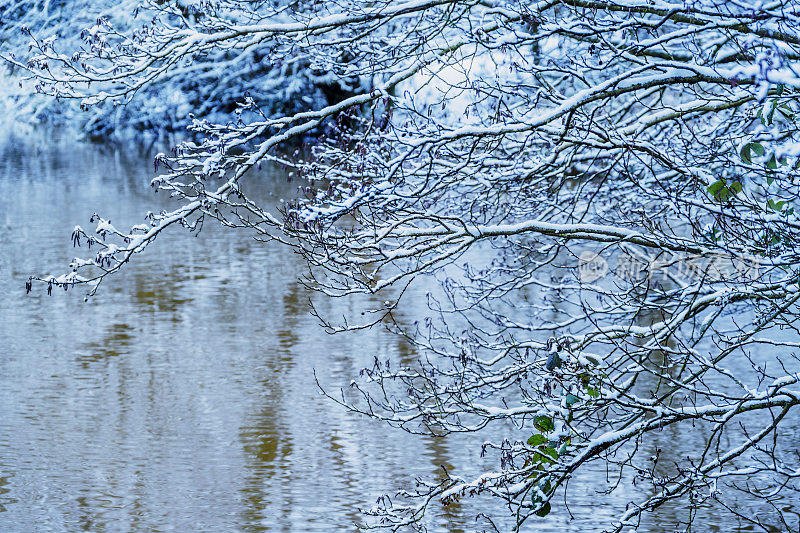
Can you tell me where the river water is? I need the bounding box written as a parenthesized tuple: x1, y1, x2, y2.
(0, 131, 792, 532)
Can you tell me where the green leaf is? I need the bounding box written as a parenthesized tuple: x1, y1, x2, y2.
(542, 446, 558, 462)
(767, 199, 787, 212)
(707, 179, 742, 202)
(534, 415, 555, 433)
(586, 387, 600, 398)
(558, 441, 570, 455)
(767, 154, 778, 170)
(535, 501, 551, 517)
(584, 354, 600, 366)
(528, 434, 547, 446)
(740, 142, 764, 164)
(707, 179, 726, 195)
(565, 393, 581, 406)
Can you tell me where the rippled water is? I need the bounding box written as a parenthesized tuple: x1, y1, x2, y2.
(0, 131, 794, 532)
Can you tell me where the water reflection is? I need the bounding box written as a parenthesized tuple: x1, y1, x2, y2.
(0, 473, 14, 513)
(238, 282, 301, 531)
(77, 323, 134, 365)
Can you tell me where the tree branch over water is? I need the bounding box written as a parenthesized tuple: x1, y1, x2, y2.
(12, 0, 800, 530)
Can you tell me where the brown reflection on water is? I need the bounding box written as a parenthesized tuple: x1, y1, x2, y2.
(238, 281, 303, 531)
(0, 474, 14, 513)
(131, 268, 195, 316)
(77, 323, 134, 365)
(423, 434, 467, 533)
(75, 492, 107, 533)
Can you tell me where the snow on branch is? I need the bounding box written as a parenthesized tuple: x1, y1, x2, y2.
(16, 0, 800, 530)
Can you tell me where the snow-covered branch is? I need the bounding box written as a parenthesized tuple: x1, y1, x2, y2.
(17, 0, 800, 530)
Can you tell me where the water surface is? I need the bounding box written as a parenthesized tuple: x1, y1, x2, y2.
(0, 131, 793, 532)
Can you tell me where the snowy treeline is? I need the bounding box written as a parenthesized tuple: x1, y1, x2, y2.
(0, 0, 357, 138)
